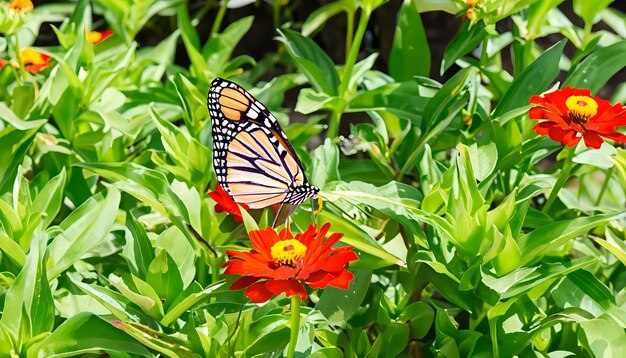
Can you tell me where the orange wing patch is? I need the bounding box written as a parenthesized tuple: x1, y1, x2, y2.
(221, 107, 241, 120)
(219, 88, 250, 121)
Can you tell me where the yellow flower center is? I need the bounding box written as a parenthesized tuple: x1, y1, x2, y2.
(270, 239, 307, 266)
(565, 95, 598, 123)
(8, 0, 33, 12)
(19, 48, 45, 65)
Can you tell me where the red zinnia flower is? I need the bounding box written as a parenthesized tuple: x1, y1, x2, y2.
(529, 86, 626, 149)
(208, 183, 248, 222)
(222, 223, 358, 303)
(87, 30, 114, 44)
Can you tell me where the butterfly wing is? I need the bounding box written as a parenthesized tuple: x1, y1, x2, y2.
(208, 78, 317, 209)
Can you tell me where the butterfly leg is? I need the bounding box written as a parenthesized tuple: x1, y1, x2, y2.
(272, 202, 286, 228)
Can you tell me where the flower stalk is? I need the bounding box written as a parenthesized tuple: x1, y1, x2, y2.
(327, 6, 372, 139)
(286, 295, 301, 358)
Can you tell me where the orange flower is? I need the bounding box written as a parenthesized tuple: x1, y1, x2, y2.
(208, 183, 249, 222)
(87, 30, 113, 44)
(222, 223, 358, 303)
(529, 87, 626, 149)
(20, 48, 52, 74)
(8, 0, 33, 12)
(466, 8, 476, 20)
(0, 48, 52, 74)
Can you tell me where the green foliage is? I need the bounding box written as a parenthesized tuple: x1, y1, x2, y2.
(0, 0, 625, 357)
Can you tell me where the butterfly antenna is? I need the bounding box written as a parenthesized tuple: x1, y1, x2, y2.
(310, 197, 315, 225)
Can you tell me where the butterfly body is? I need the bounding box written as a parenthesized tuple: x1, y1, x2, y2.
(208, 78, 319, 209)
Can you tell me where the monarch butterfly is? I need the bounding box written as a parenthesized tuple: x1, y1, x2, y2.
(207, 77, 319, 211)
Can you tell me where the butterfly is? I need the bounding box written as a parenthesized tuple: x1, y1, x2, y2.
(207, 77, 319, 211)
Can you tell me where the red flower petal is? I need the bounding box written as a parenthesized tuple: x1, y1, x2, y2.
(547, 126, 570, 143)
(321, 247, 359, 272)
(223, 223, 357, 303)
(245, 281, 274, 303)
(327, 269, 354, 290)
(587, 104, 626, 130)
(532, 122, 556, 135)
(561, 130, 582, 147)
(306, 271, 336, 288)
(600, 131, 626, 143)
(265, 279, 307, 301)
(249, 227, 280, 261)
(222, 257, 277, 278)
(582, 131, 604, 149)
(208, 183, 248, 222)
(231, 276, 262, 290)
(529, 87, 626, 149)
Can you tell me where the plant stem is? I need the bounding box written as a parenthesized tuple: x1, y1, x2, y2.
(273, 0, 281, 29)
(345, 11, 354, 63)
(12, 35, 25, 85)
(543, 147, 575, 213)
(326, 109, 342, 139)
(594, 166, 614, 206)
(210, 0, 229, 38)
(328, 7, 370, 139)
(338, 8, 370, 96)
(286, 295, 302, 358)
(211, 256, 220, 283)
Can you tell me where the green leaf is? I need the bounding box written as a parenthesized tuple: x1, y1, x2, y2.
(493, 40, 566, 117)
(204, 16, 254, 73)
(68, 273, 145, 322)
(147, 249, 184, 310)
(302, 1, 348, 36)
(312, 210, 402, 268)
(519, 212, 626, 265)
(390, 0, 430, 80)
(123, 212, 155, 280)
(316, 269, 372, 325)
(76, 162, 198, 250)
(593, 237, 626, 266)
(366, 322, 409, 358)
(26, 313, 151, 357)
(109, 274, 163, 319)
(579, 316, 626, 357)
(31, 168, 67, 228)
(399, 302, 435, 339)
(278, 29, 340, 95)
(0, 231, 53, 339)
(468, 142, 498, 182)
(0, 128, 37, 193)
(0, 102, 47, 130)
(155, 225, 196, 288)
(348, 80, 428, 123)
(160, 280, 226, 326)
(0, 232, 25, 267)
(245, 315, 290, 356)
(310, 139, 340, 188)
(564, 40, 626, 94)
(325, 181, 455, 254)
(552, 270, 615, 314)
(441, 21, 487, 74)
(573, 0, 614, 25)
(112, 321, 196, 358)
(47, 188, 121, 279)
